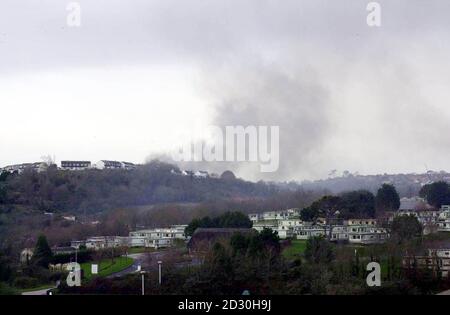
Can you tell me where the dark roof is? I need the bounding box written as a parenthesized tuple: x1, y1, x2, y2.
(61, 161, 91, 165)
(399, 197, 435, 211)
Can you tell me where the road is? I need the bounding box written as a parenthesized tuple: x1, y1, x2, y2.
(21, 250, 199, 293)
(106, 253, 147, 278)
(21, 287, 55, 296)
(106, 250, 200, 278)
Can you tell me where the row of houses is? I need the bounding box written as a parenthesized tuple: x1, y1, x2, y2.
(250, 210, 388, 244)
(1, 162, 49, 174)
(170, 169, 219, 179)
(70, 225, 188, 251)
(0, 160, 137, 174)
(403, 247, 450, 278)
(395, 197, 450, 233)
(61, 160, 137, 171)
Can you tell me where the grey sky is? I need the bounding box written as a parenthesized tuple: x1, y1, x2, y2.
(1, 1, 450, 181)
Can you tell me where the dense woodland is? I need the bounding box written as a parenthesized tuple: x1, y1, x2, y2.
(0, 161, 280, 213)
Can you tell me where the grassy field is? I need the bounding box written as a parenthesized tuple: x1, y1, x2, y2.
(127, 247, 152, 254)
(81, 256, 134, 280)
(282, 240, 308, 259)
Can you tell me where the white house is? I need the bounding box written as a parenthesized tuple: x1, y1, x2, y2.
(248, 208, 301, 223)
(248, 213, 262, 223)
(438, 205, 450, 232)
(293, 220, 389, 244)
(84, 236, 129, 250)
(404, 248, 450, 278)
(60, 161, 91, 171)
(396, 198, 440, 234)
(129, 225, 187, 248)
(194, 170, 209, 178)
(295, 224, 327, 240)
(95, 160, 123, 170)
(1, 162, 48, 174)
(278, 219, 303, 228)
(252, 220, 278, 233)
(347, 226, 389, 245)
(274, 226, 294, 239)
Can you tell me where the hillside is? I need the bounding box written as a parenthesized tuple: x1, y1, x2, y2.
(0, 161, 280, 214)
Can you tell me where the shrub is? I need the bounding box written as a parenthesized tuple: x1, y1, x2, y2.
(13, 276, 39, 289)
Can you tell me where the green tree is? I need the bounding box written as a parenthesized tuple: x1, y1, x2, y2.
(185, 216, 214, 236)
(230, 233, 249, 256)
(419, 181, 450, 208)
(31, 235, 53, 267)
(301, 195, 342, 223)
(300, 207, 319, 222)
(339, 190, 375, 219)
(304, 236, 335, 264)
(375, 184, 400, 214)
(391, 215, 423, 242)
(185, 211, 252, 236)
(216, 211, 252, 229)
(258, 228, 280, 254)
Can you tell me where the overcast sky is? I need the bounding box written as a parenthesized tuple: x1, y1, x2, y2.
(1, 0, 450, 181)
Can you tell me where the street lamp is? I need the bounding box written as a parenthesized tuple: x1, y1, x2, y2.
(157, 261, 162, 285)
(140, 271, 147, 296)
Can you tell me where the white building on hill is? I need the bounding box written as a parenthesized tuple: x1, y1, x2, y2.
(438, 205, 450, 232)
(129, 225, 187, 248)
(1, 162, 49, 174)
(61, 161, 91, 171)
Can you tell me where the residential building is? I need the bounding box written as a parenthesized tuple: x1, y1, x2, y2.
(396, 197, 440, 234)
(52, 246, 76, 255)
(248, 208, 300, 223)
(438, 205, 450, 232)
(295, 224, 327, 240)
(403, 248, 450, 278)
(83, 236, 129, 250)
(1, 162, 48, 174)
(95, 160, 123, 170)
(275, 225, 294, 239)
(294, 220, 389, 244)
(70, 240, 86, 249)
(252, 220, 278, 233)
(89, 160, 137, 170)
(194, 170, 209, 178)
(347, 226, 389, 245)
(129, 225, 187, 249)
(249, 213, 262, 223)
(279, 219, 303, 228)
(121, 162, 137, 170)
(60, 161, 91, 170)
(345, 219, 377, 226)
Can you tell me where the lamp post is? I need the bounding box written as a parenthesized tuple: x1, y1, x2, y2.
(158, 261, 162, 285)
(140, 271, 147, 295)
